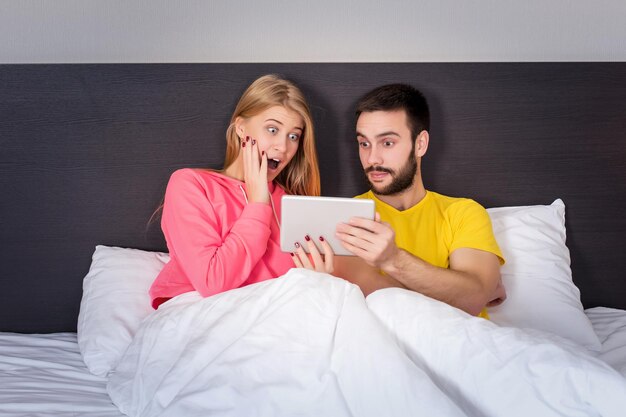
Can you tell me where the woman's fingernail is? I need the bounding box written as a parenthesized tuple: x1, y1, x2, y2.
(246, 136, 250, 142)
(305, 235, 311, 241)
(294, 242, 300, 248)
(319, 236, 325, 242)
(242, 141, 246, 147)
(261, 150, 265, 156)
(290, 252, 295, 257)
(252, 139, 256, 145)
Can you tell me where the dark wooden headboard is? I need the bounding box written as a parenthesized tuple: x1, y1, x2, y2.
(2, 63, 625, 332)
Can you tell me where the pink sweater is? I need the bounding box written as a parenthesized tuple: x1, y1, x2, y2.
(149, 168, 293, 308)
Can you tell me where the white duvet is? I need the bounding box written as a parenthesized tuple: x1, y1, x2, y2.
(108, 269, 626, 417)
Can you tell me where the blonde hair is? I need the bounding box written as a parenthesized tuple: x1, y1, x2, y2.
(149, 75, 320, 226)
(223, 74, 320, 196)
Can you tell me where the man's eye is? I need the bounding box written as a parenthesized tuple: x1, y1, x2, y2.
(359, 142, 370, 148)
(288, 133, 299, 141)
(383, 141, 394, 147)
(268, 127, 278, 134)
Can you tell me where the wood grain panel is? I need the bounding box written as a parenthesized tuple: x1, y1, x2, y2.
(1, 63, 625, 332)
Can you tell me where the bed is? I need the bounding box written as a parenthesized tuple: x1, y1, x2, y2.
(1, 63, 626, 416)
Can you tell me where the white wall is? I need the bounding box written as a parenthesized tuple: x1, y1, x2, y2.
(1, 0, 625, 63)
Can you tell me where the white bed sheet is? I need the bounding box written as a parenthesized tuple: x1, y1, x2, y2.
(588, 306, 626, 378)
(107, 271, 626, 417)
(0, 305, 625, 417)
(0, 332, 123, 417)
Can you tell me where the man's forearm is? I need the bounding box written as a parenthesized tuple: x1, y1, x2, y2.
(334, 256, 406, 297)
(380, 249, 489, 315)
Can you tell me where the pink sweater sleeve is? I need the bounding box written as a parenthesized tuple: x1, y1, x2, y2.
(161, 169, 273, 297)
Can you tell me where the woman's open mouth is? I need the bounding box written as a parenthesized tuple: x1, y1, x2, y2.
(267, 158, 280, 170)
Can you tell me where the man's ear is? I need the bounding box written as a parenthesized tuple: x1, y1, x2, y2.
(415, 130, 429, 158)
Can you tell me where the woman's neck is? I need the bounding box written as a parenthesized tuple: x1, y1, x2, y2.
(223, 155, 244, 181)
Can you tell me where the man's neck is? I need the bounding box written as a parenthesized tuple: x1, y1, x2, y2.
(372, 177, 426, 212)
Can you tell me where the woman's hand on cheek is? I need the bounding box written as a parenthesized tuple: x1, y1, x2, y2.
(242, 136, 270, 204)
(290, 235, 334, 274)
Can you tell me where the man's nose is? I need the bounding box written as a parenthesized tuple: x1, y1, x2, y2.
(367, 146, 383, 165)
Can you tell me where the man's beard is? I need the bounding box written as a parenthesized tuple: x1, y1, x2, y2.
(364, 151, 417, 196)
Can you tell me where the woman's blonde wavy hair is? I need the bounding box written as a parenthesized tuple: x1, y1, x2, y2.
(223, 74, 320, 196)
(148, 75, 320, 227)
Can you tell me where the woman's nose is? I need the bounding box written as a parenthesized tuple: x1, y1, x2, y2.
(272, 136, 288, 152)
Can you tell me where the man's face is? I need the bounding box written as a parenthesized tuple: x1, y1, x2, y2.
(356, 110, 417, 196)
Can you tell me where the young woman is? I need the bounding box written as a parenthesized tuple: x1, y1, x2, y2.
(149, 74, 332, 309)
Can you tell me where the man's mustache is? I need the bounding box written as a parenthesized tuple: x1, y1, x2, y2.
(365, 166, 394, 175)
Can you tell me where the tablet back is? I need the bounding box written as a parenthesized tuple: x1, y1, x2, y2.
(280, 196, 375, 256)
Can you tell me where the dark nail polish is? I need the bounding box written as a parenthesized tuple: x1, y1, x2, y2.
(252, 139, 256, 145)
(319, 236, 325, 242)
(294, 242, 300, 248)
(290, 252, 295, 256)
(246, 136, 250, 142)
(305, 235, 311, 241)
(262, 150, 265, 156)
(242, 142, 246, 147)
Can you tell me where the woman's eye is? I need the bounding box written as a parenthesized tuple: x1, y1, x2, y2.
(288, 133, 299, 141)
(268, 127, 278, 134)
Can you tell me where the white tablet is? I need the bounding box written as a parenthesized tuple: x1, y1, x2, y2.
(280, 195, 375, 256)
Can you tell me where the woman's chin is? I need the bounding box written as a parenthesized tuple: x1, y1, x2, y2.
(268, 163, 290, 181)
(267, 169, 280, 182)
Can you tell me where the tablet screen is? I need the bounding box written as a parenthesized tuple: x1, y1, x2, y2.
(280, 196, 375, 256)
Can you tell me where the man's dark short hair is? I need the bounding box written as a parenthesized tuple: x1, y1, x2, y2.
(355, 84, 430, 141)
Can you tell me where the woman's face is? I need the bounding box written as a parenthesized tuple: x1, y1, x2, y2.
(236, 105, 304, 181)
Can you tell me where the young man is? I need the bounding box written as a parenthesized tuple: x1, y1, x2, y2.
(334, 84, 505, 317)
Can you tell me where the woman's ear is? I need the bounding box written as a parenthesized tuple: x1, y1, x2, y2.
(234, 117, 245, 139)
(415, 130, 429, 158)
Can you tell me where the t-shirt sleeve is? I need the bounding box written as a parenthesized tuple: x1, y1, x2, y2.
(448, 199, 505, 265)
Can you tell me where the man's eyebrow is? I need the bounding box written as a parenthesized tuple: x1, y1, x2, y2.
(356, 130, 400, 139)
(375, 131, 401, 138)
(265, 118, 303, 131)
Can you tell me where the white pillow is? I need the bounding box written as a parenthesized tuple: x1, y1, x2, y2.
(77, 245, 169, 377)
(487, 199, 602, 351)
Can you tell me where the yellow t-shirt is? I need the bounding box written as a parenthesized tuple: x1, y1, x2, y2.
(355, 190, 504, 318)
